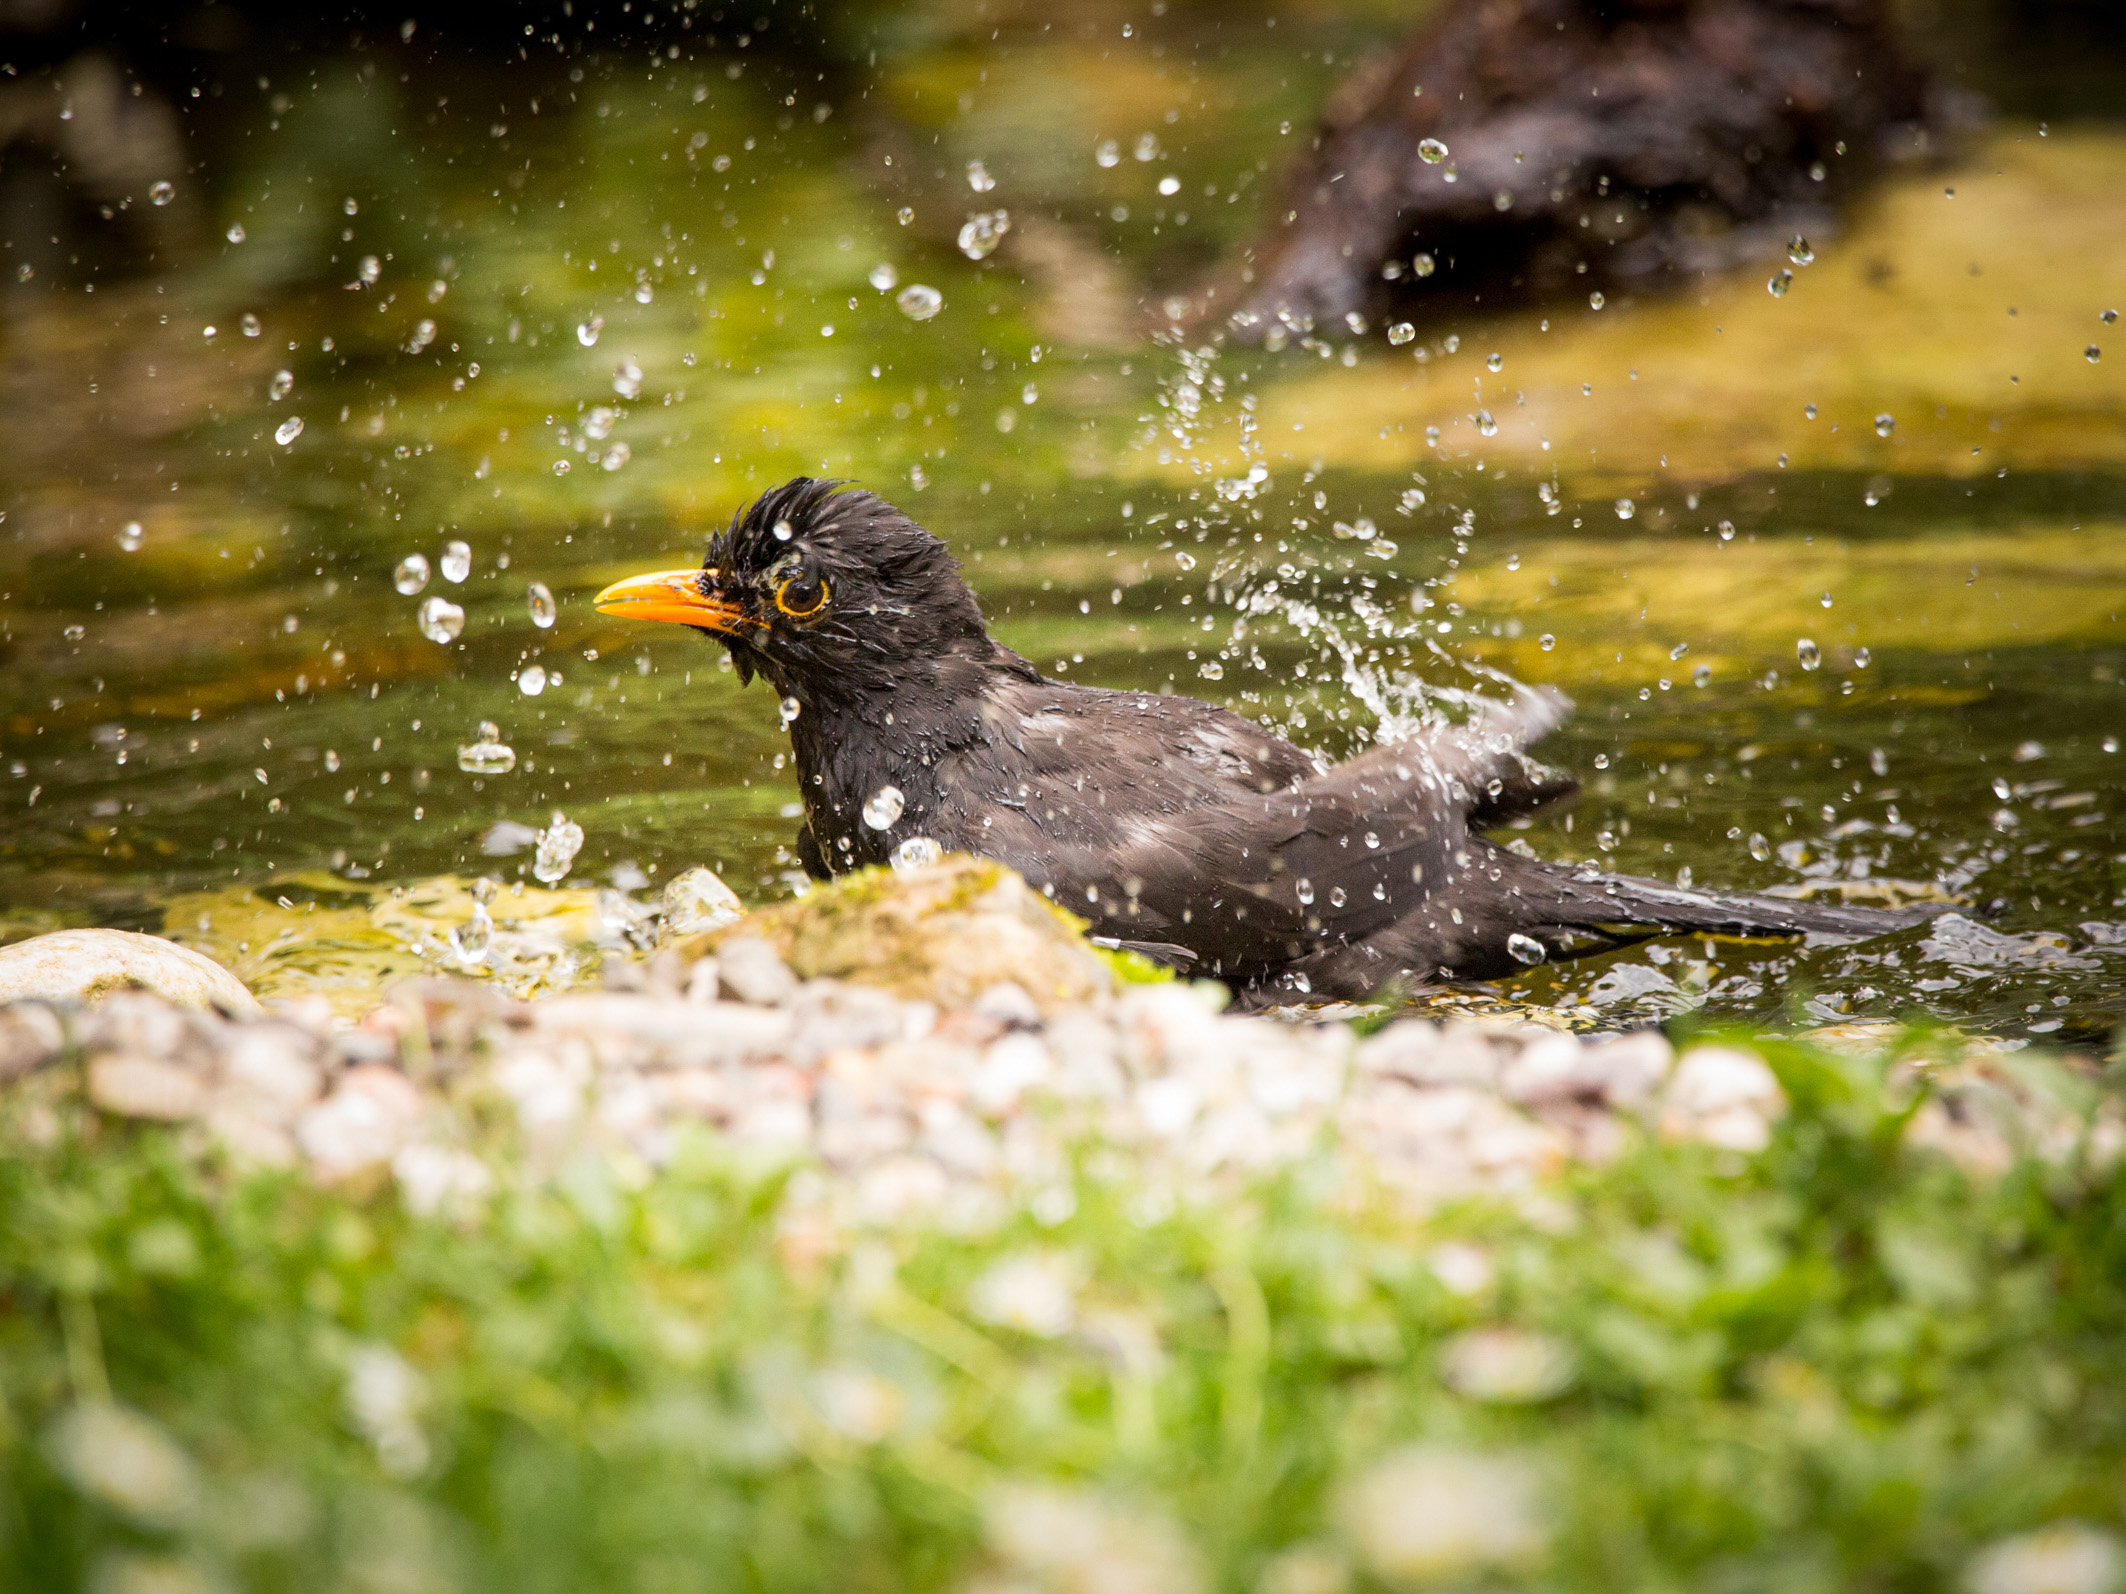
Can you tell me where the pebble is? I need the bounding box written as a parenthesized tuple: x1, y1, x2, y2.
(0, 929, 260, 1015)
(0, 873, 2104, 1226)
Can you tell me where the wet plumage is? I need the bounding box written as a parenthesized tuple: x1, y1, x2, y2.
(598, 479, 1942, 1005)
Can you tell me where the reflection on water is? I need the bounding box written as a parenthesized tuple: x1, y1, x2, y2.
(0, 10, 2120, 1039)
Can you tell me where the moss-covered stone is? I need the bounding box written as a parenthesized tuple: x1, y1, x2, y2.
(681, 855, 1116, 1013)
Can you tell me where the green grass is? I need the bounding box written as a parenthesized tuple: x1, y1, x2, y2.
(5, 1032, 2126, 1592)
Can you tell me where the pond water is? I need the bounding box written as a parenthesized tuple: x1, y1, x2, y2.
(1, 6, 2121, 1039)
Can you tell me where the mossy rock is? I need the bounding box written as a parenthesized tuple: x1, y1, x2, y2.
(683, 856, 1119, 1013)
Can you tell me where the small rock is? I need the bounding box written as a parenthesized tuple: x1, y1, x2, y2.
(87, 1054, 206, 1121)
(971, 980, 1042, 1030)
(296, 1064, 425, 1182)
(718, 937, 800, 1006)
(692, 856, 1111, 1014)
(1660, 1045, 1785, 1152)
(0, 930, 259, 1015)
(0, 1002, 66, 1081)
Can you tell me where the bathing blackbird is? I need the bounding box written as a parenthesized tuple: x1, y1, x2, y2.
(597, 478, 1938, 1005)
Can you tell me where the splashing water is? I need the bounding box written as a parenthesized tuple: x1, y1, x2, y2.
(956, 211, 1010, 261)
(533, 812, 585, 884)
(528, 582, 556, 627)
(457, 722, 516, 775)
(440, 540, 472, 583)
(863, 785, 906, 830)
(892, 837, 943, 871)
(418, 597, 465, 644)
(896, 284, 943, 321)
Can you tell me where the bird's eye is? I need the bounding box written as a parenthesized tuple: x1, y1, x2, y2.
(774, 571, 828, 620)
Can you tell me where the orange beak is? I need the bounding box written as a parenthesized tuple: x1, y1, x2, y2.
(593, 568, 751, 632)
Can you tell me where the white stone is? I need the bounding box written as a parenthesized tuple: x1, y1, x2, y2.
(87, 1055, 206, 1121)
(0, 930, 258, 1015)
(297, 1065, 424, 1182)
(718, 937, 799, 1006)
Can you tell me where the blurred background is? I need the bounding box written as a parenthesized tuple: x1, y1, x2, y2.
(0, 0, 2121, 1036)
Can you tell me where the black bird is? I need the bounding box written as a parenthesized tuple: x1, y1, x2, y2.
(597, 479, 1939, 1005)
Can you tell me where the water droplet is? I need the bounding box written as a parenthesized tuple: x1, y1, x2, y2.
(552, 459, 572, 476)
(240, 312, 261, 337)
(601, 442, 631, 472)
(1174, 549, 1197, 570)
(966, 158, 995, 192)
(457, 722, 517, 774)
(2087, 345, 2102, 364)
(612, 359, 644, 399)
(771, 518, 794, 542)
(1692, 663, 1711, 686)
(1329, 886, 1347, 907)
(343, 197, 359, 216)
(1476, 410, 1498, 437)
(269, 369, 294, 401)
(779, 696, 802, 727)
(1874, 412, 1895, 438)
(274, 417, 304, 446)
(1747, 832, 1771, 861)
(956, 210, 1010, 260)
(1198, 660, 1223, 680)
(528, 582, 557, 628)
(1400, 487, 1426, 512)
(891, 836, 943, 872)
(1295, 878, 1315, 906)
(1820, 590, 1833, 608)
(1507, 932, 1546, 965)
(1387, 322, 1415, 345)
(1418, 137, 1450, 164)
(225, 221, 246, 243)
(534, 811, 585, 884)
(633, 281, 653, 306)
(63, 623, 84, 641)
(394, 555, 430, 595)
(518, 664, 548, 696)
(1157, 174, 1180, 196)
(418, 596, 465, 644)
(897, 206, 915, 226)
(117, 521, 144, 552)
(1588, 291, 1605, 310)
(2104, 309, 2119, 325)
(1486, 351, 1503, 372)
(896, 284, 943, 321)
(148, 180, 175, 206)
(451, 904, 493, 966)
(1133, 134, 1161, 162)
(1539, 633, 1555, 651)
(1095, 139, 1120, 168)
(868, 261, 897, 291)
(1413, 253, 1435, 277)
(576, 316, 603, 347)
(1767, 269, 1792, 297)
(1344, 311, 1368, 335)
(356, 255, 380, 286)
(1717, 520, 1735, 540)
(1796, 637, 1821, 670)
(1854, 646, 1871, 668)
(1669, 642, 1689, 659)
(862, 785, 905, 830)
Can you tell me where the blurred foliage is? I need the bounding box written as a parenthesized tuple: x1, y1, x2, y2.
(4, 1031, 2126, 1591)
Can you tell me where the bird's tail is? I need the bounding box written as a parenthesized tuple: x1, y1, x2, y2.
(1502, 856, 1952, 962)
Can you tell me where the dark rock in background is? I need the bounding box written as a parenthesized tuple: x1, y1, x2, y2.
(1221, 0, 1973, 338)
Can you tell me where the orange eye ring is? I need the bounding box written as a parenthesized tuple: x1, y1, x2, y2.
(775, 574, 829, 620)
